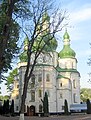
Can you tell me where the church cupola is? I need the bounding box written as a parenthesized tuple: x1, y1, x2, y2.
(59, 29, 76, 58)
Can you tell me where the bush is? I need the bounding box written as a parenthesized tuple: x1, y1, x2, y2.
(86, 99, 91, 114)
(64, 99, 69, 115)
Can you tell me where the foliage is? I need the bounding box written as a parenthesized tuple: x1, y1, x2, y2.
(86, 99, 91, 114)
(6, 68, 18, 91)
(80, 88, 91, 102)
(0, 95, 9, 101)
(64, 99, 69, 115)
(0, 1, 20, 73)
(0, 0, 31, 73)
(43, 92, 49, 116)
(6, 99, 9, 114)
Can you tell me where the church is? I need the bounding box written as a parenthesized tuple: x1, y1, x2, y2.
(11, 29, 80, 115)
(10, 12, 80, 116)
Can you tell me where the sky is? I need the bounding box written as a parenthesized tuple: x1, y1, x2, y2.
(1, 0, 91, 95)
(56, 0, 91, 88)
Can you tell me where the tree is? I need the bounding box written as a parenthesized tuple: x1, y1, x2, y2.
(18, 0, 66, 120)
(64, 99, 69, 115)
(6, 68, 18, 91)
(43, 92, 49, 116)
(0, 0, 31, 74)
(86, 99, 91, 114)
(3, 100, 6, 115)
(6, 99, 9, 114)
(10, 99, 14, 116)
(80, 88, 91, 102)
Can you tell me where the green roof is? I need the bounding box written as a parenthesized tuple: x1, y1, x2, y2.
(57, 74, 69, 79)
(63, 29, 70, 39)
(59, 30, 76, 58)
(59, 45, 76, 58)
(56, 66, 79, 73)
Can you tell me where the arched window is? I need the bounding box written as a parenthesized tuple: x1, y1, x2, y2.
(39, 104, 42, 112)
(31, 90, 35, 101)
(73, 79, 76, 88)
(31, 74, 35, 88)
(46, 74, 50, 82)
(39, 89, 42, 97)
(38, 74, 42, 82)
(60, 83, 62, 87)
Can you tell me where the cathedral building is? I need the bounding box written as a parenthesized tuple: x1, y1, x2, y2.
(11, 29, 80, 115)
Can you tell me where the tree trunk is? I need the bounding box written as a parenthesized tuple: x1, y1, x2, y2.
(19, 114, 24, 120)
(19, 75, 29, 120)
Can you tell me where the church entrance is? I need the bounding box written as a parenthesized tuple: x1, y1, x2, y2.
(27, 105, 35, 116)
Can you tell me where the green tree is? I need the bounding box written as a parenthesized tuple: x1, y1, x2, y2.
(6, 99, 9, 114)
(64, 99, 69, 115)
(80, 88, 91, 102)
(43, 92, 49, 116)
(6, 68, 18, 91)
(10, 99, 14, 116)
(3, 100, 6, 115)
(86, 99, 91, 114)
(0, 0, 31, 74)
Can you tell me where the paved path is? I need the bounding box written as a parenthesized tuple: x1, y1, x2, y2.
(0, 114, 91, 120)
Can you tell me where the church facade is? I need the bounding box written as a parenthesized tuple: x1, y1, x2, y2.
(11, 30, 80, 115)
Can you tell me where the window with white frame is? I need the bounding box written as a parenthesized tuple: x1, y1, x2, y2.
(60, 93, 62, 99)
(46, 74, 50, 82)
(31, 90, 35, 101)
(73, 79, 76, 88)
(38, 89, 42, 97)
(38, 74, 42, 82)
(60, 83, 62, 87)
(73, 93, 77, 103)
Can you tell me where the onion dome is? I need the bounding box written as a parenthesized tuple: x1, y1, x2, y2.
(42, 12, 50, 22)
(63, 29, 70, 39)
(59, 29, 76, 58)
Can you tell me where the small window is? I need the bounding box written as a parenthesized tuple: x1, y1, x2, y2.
(46, 74, 50, 82)
(73, 80, 76, 88)
(16, 106, 18, 111)
(31, 90, 35, 101)
(62, 106, 64, 110)
(38, 74, 42, 82)
(60, 83, 62, 87)
(17, 85, 19, 88)
(73, 93, 77, 103)
(31, 75, 35, 87)
(39, 89, 42, 97)
(39, 104, 42, 112)
(60, 93, 62, 99)
(16, 95, 19, 99)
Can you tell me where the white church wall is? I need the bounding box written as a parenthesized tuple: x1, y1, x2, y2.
(59, 58, 77, 69)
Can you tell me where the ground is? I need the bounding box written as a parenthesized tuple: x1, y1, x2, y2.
(0, 114, 91, 120)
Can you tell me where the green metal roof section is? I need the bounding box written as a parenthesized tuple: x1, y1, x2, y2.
(57, 74, 69, 79)
(35, 64, 52, 66)
(59, 45, 76, 58)
(56, 66, 79, 73)
(59, 29, 76, 58)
